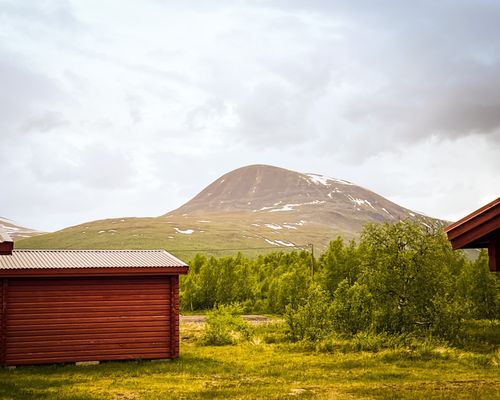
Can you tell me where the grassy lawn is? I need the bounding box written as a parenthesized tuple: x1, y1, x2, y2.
(0, 321, 498, 400)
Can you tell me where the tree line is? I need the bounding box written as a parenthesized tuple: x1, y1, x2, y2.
(180, 221, 499, 339)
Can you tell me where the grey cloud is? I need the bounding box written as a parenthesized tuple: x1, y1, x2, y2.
(257, 0, 500, 148)
(0, 51, 62, 137)
(235, 81, 313, 146)
(0, 0, 79, 30)
(20, 111, 69, 133)
(28, 142, 136, 190)
(185, 98, 227, 131)
(126, 94, 144, 125)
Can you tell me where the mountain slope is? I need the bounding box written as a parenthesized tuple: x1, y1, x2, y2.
(170, 164, 424, 225)
(0, 217, 44, 241)
(17, 165, 443, 258)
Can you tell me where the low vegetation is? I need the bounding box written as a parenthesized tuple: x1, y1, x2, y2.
(182, 221, 498, 340)
(0, 319, 498, 399)
(3, 221, 498, 399)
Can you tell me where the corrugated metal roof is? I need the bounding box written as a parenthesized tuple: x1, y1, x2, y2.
(0, 249, 188, 269)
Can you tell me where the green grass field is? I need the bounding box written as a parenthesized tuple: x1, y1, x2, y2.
(15, 213, 350, 260)
(0, 320, 498, 399)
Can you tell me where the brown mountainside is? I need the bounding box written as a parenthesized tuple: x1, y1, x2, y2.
(17, 165, 443, 256)
(169, 164, 429, 227)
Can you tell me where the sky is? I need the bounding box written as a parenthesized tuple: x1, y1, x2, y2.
(1, 0, 499, 232)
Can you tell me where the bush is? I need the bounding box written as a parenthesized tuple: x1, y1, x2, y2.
(201, 304, 253, 346)
(332, 280, 373, 334)
(285, 283, 333, 342)
(358, 221, 466, 339)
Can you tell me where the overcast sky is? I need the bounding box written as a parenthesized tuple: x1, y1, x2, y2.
(1, 0, 499, 232)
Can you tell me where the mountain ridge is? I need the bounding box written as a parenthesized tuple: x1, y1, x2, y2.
(0, 217, 44, 241)
(169, 164, 430, 226)
(16, 164, 444, 257)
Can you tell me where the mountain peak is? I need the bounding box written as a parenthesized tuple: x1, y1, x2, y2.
(169, 164, 417, 227)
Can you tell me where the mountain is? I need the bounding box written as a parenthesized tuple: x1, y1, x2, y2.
(0, 217, 44, 240)
(171, 164, 425, 225)
(17, 165, 443, 258)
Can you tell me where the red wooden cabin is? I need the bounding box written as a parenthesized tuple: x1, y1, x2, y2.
(0, 232, 188, 366)
(445, 197, 500, 272)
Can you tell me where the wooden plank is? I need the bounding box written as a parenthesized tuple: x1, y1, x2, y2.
(9, 321, 169, 333)
(7, 299, 169, 308)
(8, 315, 169, 327)
(7, 345, 170, 359)
(8, 289, 170, 298)
(9, 309, 169, 319)
(446, 199, 499, 237)
(7, 351, 171, 365)
(8, 294, 170, 302)
(8, 330, 169, 343)
(7, 276, 169, 287)
(7, 340, 169, 355)
(9, 304, 169, 314)
(9, 303, 169, 316)
(449, 216, 500, 249)
(8, 282, 171, 291)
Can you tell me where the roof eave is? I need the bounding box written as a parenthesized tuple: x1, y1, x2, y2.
(445, 197, 500, 249)
(0, 266, 189, 278)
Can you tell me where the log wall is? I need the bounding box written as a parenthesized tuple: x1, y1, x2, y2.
(0, 275, 179, 366)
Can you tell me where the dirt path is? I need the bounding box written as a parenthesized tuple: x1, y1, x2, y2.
(180, 315, 276, 325)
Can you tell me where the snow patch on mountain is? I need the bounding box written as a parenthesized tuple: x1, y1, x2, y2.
(269, 204, 295, 212)
(264, 238, 296, 247)
(265, 224, 283, 230)
(346, 195, 376, 210)
(175, 228, 195, 234)
(306, 173, 354, 186)
(275, 240, 295, 247)
(256, 200, 326, 213)
(0, 217, 42, 239)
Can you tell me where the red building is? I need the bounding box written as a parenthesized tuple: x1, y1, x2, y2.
(445, 197, 500, 272)
(0, 231, 188, 366)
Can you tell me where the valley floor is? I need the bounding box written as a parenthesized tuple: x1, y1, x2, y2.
(0, 321, 498, 400)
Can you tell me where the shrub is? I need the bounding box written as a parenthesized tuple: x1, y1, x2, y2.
(358, 221, 467, 339)
(201, 304, 253, 346)
(332, 280, 373, 334)
(285, 283, 333, 342)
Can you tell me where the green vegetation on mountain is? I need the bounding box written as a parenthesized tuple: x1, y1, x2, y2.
(16, 165, 444, 258)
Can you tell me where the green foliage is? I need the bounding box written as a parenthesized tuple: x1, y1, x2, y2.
(332, 280, 373, 334)
(181, 250, 312, 313)
(181, 220, 498, 342)
(318, 237, 363, 295)
(201, 304, 253, 346)
(357, 221, 466, 338)
(458, 250, 500, 319)
(284, 283, 333, 341)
